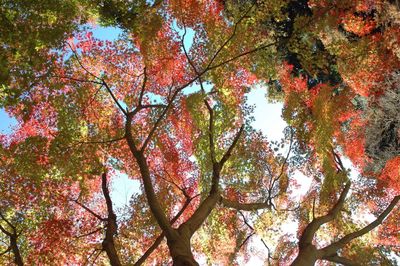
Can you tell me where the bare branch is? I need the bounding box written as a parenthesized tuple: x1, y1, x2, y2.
(83, 248, 99, 266)
(159, 172, 190, 199)
(91, 249, 103, 265)
(140, 97, 174, 152)
(332, 149, 346, 172)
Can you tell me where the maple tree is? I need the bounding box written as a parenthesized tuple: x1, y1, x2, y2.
(0, 0, 399, 265)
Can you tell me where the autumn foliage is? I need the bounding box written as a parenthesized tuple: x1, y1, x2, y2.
(0, 0, 399, 265)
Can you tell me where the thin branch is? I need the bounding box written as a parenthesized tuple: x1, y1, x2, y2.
(312, 197, 316, 220)
(140, 96, 174, 152)
(51, 75, 103, 85)
(0, 223, 11, 237)
(322, 195, 400, 254)
(0, 246, 11, 256)
(75, 227, 103, 239)
(332, 148, 346, 172)
(261, 239, 277, 264)
(181, 25, 200, 79)
(91, 249, 103, 265)
(221, 197, 270, 211)
(238, 211, 276, 263)
(83, 248, 99, 266)
(77, 135, 126, 145)
(141, 104, 167, 109)
(207, 41, 277, 71)
(72, 199, 105, 221)
(102, 80, 128, 116)
(0, 212, 15, 234)
(138, 68, 147, 105)
(67, 43, 99, 80)
(238, 232, 255, 250)
(205, 3, 256, 70)
(204, 100, 216, 164)
(181, 24, 207, 94)
(159, 172, 190, 199)
(238, 211, 254, 230)
(219, 125, 244, 166)
(68, 43, 127, 116)
(269, 127, 294, 197)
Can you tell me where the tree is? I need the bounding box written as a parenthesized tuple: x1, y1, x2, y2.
(1, 0, 399, 265)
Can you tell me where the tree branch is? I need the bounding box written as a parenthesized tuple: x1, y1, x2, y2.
(269, 127, 294, 197)
(133, 196, 193, 266)
(0, 246, 11, 256)
(323, 254, 359, 266)
(67, 42, 99, 80)
(207, 41, 277, 71)
(102, 80, 128, 116)
(0, 212, 15, 234)
(205, 3, 255, 70)
(138, 68, 147, 105)
(221, 197, 270, 211)
(101, 172, 122, 266)
(125, 113, 176, 239)
(322, 195, 400, 255)
(77, 135, 126, 145)
(0, 223, 11, 237)
(72, 199, 105, 221)
(298, 182, 351, 247)
(204, 100, 216, 164)
(75, 227, 103, 239)
(219, 125, 244, 167)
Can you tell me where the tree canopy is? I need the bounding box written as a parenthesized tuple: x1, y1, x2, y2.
(0, 0, 399, 265)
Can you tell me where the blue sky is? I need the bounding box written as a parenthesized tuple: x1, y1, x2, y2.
(0, 109, 17, 134)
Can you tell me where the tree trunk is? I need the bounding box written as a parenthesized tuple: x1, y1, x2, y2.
(10, 237, 23, 266)
(167, 237, 199, 266)
(291, 245, 319, 266)
(102, 235, 121, 266)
